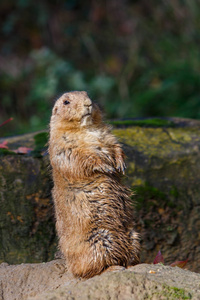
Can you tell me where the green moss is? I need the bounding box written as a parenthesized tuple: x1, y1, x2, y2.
(167, 225, 174, 231)
(162, 285, 192, 299)
(133, 183, 166, 210)
(0, 148, 16, 156)
(133, 183, 177, 212)
(170, 187, 179, 198)
(109, 118, 175, 128)
(113, 126, 200, 158)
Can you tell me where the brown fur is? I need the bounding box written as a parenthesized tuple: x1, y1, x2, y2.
(48, 91, 140, 279)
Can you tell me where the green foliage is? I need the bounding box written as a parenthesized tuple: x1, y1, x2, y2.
(128, 61, 200, 119)
(0, 47, 115, 136)
(1, 1, 200, 135)
(32, 132, 49, 157)
(34, 132, 48, 149)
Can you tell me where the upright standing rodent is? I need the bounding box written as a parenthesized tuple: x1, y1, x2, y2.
(49, 91, 140, 279)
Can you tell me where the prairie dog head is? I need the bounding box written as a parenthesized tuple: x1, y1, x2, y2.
(51, 91, 102, 127)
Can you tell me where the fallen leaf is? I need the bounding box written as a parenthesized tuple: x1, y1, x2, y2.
(149, 270, 156, 274)
(170, 258, 188, 268)
(13, 147, 33, 154)
(0, 117, 13, 128)
(158, 208, 164, 215)
(0, 141, 8, 149)
(153, 250, 164, 264)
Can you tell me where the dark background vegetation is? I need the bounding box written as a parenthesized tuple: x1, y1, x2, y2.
(1, 0, 200, 136)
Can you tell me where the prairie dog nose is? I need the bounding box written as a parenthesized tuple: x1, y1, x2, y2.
(84, 99, 92, 107)
(85, 104, 92, 114)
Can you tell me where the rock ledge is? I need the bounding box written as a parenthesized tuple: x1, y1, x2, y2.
(1, 260, 200, 300)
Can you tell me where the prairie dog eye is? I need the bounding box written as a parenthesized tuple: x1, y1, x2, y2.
(63, 100, 70, 105)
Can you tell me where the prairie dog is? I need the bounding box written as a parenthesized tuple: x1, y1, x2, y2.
(48, 91, 140, 278)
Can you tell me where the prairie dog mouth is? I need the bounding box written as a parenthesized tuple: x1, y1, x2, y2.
(81, 113, 92, 126)
(81, 105, 92, 122)
(82, 112, 92, 118)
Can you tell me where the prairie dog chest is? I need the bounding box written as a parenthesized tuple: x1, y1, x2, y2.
(62, 129, 104, 149)
(86, 129, 103, 142)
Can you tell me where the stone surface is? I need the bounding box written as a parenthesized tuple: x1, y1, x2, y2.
(0, 118, 200, 272)
(0, 132, 56, 264)
(113, 118, 200, 272)
(0, 260, 200, 300)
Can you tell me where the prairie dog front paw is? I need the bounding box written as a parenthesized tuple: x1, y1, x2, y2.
(114, 148, 126, 174)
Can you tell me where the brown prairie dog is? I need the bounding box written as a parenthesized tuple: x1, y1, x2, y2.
(48, 91, 140, 279)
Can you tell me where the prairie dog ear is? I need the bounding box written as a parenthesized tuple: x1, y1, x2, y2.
(53, 106, 58, 115)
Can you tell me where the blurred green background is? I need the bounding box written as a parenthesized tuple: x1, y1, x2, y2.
(1, 0, 200, 136)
